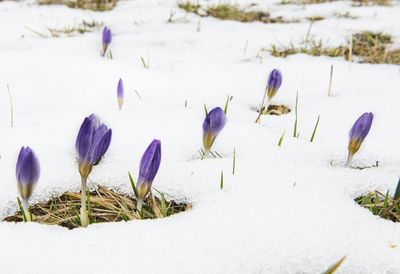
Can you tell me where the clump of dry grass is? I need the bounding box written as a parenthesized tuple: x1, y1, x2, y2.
(334, 11, 358, 19)
(37, 0, 118, 11)
(48, 19, 102, 37)
(280, 0, 337, 4)
(269, 40, 347, 58)
(178, 2, 291, 24)
(306, 15, 325, 22)
(269, 31, 400, 65)
(4, 186, 191, 229)
(251, 104, 291, 116)
(352, 0, 392, 6)
(355, 190, 400, 222)
(351, 31, 399, 64)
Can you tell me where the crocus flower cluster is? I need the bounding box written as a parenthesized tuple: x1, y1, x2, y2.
(135, 139, 161, 211)
(102, 27, 112, 57)
(267, 69, 283, 101)
(75, 114, 112, 226)
(117, 78, 124, 110)
(202, 107, 227, 153)
(347, 112, 373, 166)
(16, 146, 40, 221)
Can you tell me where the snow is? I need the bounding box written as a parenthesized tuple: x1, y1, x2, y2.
(0, 0, 400, 273)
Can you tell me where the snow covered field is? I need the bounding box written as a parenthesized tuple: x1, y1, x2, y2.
(0, 0, 400, 273)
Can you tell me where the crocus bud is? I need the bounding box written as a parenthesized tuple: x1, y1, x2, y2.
(16, 146, 40, 200)
(117, 78, 124, 110)
(102, 27, 112, 56)
(267, 69, 282, 101)
(202, 107, 227, 152)
(136, 139, 161, 203)
(16, 146, 40, 221)
(76, 114, 112, 178)
(347, 112, 373, 166)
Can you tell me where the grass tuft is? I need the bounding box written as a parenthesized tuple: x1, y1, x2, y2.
(334, 11, 358, 19)
(4, 186, 190, 229)
(355, 190, 400, 222)
(178, 2, 291, 24)
(280, 0, 337, 4)
(352, 0, 392, 6)
(47, 19, 102, 37)
(269, 31, 400, 65)
(37, 0, 118, 11)
(306, 15, 325, 22)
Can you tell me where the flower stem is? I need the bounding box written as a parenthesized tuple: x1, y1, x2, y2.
(21, 198, 31, 222)
(80, 176, 89, 227)
(137, 198, 143, 212)
(346, 153, 353, 167)
(255, 87, 269, 123)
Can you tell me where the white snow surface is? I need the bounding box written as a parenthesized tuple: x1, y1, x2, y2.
(0, 0, 400, 273)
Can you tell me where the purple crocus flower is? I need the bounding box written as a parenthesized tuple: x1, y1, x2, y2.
(136, 139, 161, 210)
(347, 112, 373, 166)
(117, 78, 124, 110)
(75, 114, 112, 227)
(267, 69, 282, 101)
(202, 107, 227, 152)
(16, 146, 40, 221)
(102, 27, 112, 56)
(76, 114, 112, 178)
(136, 140, 161, 198)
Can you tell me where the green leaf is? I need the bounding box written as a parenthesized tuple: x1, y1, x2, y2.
(129, 172, 138, 198)
(204, 104, 208, 116)
(394, 178, 400, 201)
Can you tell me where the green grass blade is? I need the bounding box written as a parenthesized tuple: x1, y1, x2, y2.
(278, 130, 286, 147)
(224, 94, 230, 114)
(383, 191, 390, 210)
(293, 91, 299, 138)
(322, 256, 346, 274)
(310, 115, 320, 142)
(141, 56, 148, 68)
(220, 171, 224, 189)
(204, 104, 208, 116)
(232, 148, 236, 175)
